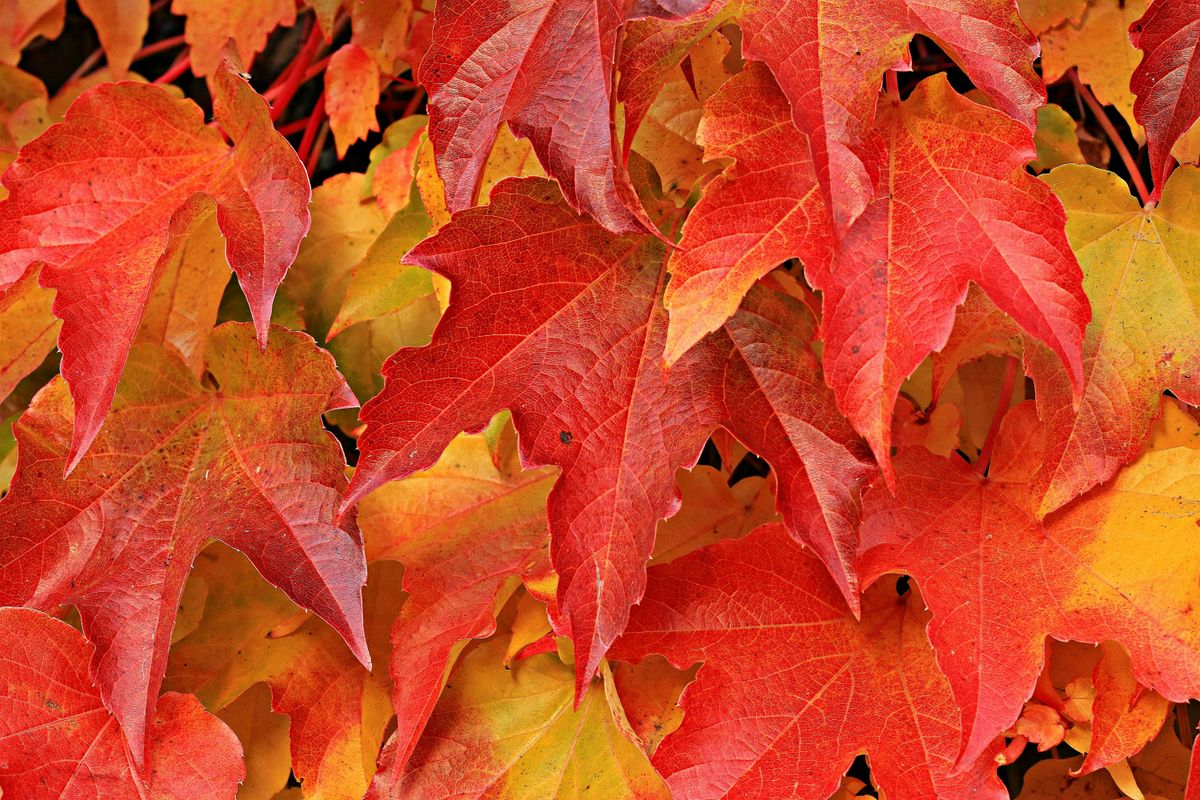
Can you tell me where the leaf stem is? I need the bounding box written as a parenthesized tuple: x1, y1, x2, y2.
(152, 52, 191, 85)
(270, 21, 325, 122)
(1070, 69, 1152, 206)
(995, 735, 1028, 766)
(885, 69, 900, 99)
(297, 92, 327, 171)
(976, 356, 1019, 476)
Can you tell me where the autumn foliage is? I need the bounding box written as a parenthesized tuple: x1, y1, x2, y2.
(1, 0, 1199, 798)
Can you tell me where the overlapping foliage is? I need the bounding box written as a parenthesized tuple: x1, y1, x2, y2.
(0, 0, 1198, 798)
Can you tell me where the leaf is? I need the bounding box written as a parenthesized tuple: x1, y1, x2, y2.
(858, 400, 1200, 770)
(375, 635, 671, 800)
(0, 323, 368, 763)
(172, 0, 296, 76)
(1018, 0, 1087, 33)
(134, 208, 231, 374)
(419, 0, 710, 232)
(345, 177, 874, 704)
(608, 523, 1007, 800)
(77, 0, 151, 76)
(217, 683, 293, 800)
(0, 52, 310, 469)
(0, 264, 57, 402)
(0, 0, 64, 65)
(0, 607, 244, 800)
(1033, 103, 1089, 172)
(662, 63, 833, 363)
(651, 465, 778, 564)
(356, 419, 556, 786)
(326, 43, 381, 159)
(1040, 0, 1148, 136)
(167, 545, 401, 800)
(727, 0, 1045, 235)
(1129, 0, 1200, 197)
(1029, 165, 1199, 515)
(1018, 724, 1192, 799)
(1067, 642, 1170, 778)
(812, 75, 1088, 474)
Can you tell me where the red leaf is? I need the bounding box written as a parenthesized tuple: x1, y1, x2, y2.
(1129, 0, 1200, 197)
(609, 523, 1007, 800)
(419, 0, 709, 232)
(813, 75, 1087, 475)
(0, 323, 367, 764)
(858, 401, 1200, 770)
(0, 52, 310, 470)
(326, 43, 382, 159)
(345, 177, 873, 701)
(733, 0, 1045, 234)
(0, 607, 244, 800)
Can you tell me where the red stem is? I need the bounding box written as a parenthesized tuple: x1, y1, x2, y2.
(995, 736, 1028, 766)
(1071, 70, 1152, 205)
(270, 21, 325, 122)
(402, 88, 426, 118)
(297, 92, 327, 171)
(306, 123, 330, 175)
(152, 52, 191, 85)
(276, 118, 310, 136)
(264, 56, 331, 103)
(976, 356, 1019, 476)
(132, 34, 187, 61)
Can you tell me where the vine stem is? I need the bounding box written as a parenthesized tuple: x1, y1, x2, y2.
(976, 356, 1019, 476)
(1070, 69, 1152, 206)
(270, 21, 325, 122)
(995, 735, 1028, 766)
(297, 92, 327, 170)
(67, 33, 188, 82)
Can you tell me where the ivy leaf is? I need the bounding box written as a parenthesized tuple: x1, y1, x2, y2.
(0, 52, 310, 470)
(0, 323, 368, 764)
(812, 75, 1088, 474)
(358, 421, 558, 787)
(167, 545, 401, 800)
(1029, 165, 1199, 515)
(345, 177, 873, 704)
(858, 400, 1200, 770)
(326, 43, 382, 159)
(76, 0, 150, 77)
(0, 607, 244, 800)
(419, 0, 710, 232)
(377, 635, 671, 800)
(1129, 0, 1200, 197)
(609, 523, 1007, 800)
(728, 0, 1045, 234)
(172, 0, 295, 76)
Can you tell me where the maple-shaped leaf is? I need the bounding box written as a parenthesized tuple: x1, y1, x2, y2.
(1032, 104, 1088, 173)
(172, 0, 295, 76)
(419, 0, 710, 232)
(608, 522, 1007, 800)
(858, 400, 1200, 770)
(0, 607, 244, 800)
(662, 70, 1088, 440)
(345, 177, 874, 700)
(1027, 165, 1199, 515)
(0, 323, 368, 764)
(1129, 0, 1200, 197)
(0, 53, 310, 470)
(379, 634, 671, 799)
(662, 63, 833, 363)
(167, 544, 401, 800)
(812, 75, 1088, 473)
(357, 420, 558, 788)
(728, 0, 1044, 236)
